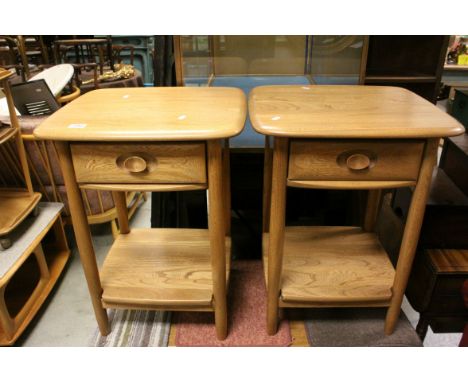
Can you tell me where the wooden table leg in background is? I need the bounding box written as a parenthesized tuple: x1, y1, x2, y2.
(112, 191, 130, 235)
(56, 142, 109, 336)
(208, 140, 227, 340)
(363, 189, 382, 232)
(385, 139, 439, 334)
(267, 137, 288, 335)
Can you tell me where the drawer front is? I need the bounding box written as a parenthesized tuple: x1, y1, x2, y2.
(288, 140, 425, 181)
(433, 276, 468, 297)
(71, 143, 206, 184)
(427, 295, 466, 314)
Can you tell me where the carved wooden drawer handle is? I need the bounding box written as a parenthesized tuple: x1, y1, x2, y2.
(346, 153, 371, 171)
(121, 155, 147, 173)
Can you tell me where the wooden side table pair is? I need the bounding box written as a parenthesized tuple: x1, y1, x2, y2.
(35, 85, 464, 340)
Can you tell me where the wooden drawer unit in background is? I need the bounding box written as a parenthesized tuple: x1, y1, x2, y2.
(71, 142, 207, 184)
(407, 248, 468, 339)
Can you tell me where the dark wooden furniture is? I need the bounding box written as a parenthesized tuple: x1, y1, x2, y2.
(440, 134, 468, 196)
(361, 36, 449, 103)
(53, 38, 113, 75)
(406, 249, 468, 339)
(393, 168, 468, 249)
(459, 280, 468, 346)
(451, 89, 468, 127)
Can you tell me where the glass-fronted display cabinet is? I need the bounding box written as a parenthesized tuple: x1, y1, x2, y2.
(174, 35, 367, 147)
(176, 35, 367, 86)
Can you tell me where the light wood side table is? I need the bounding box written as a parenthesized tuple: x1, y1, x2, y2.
(248, 85, 465, 335)
(34, 87, 246, 340)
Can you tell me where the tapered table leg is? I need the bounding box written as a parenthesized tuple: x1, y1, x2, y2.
(385, 139, 438, 334)
(267, 137, 288, 335)
(56, 142, 109, 335)
(208, 140, 228, 340)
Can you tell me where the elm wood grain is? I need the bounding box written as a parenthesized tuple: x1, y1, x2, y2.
(34, 87, 247, 141)
(279, 300, 390, 308)
(56, 142, 109, 335)
(287, 179, 416, 190)
(263, 226, 395, 304)
(251, 85, 462, 336)
(207, 140, 229, 340)
(0, 191, 42, 236)
(384, 139, 439, 334)
(71, 142, 207, 184)
(288, 140, 424, 181)
(79, 183, 207, 192)
(103, 302, 214, 312)
(266, 137, 289, 335)
(249, 85, 464, 139)
(100, 228, 231, 308)
(112, 191, 129, 235)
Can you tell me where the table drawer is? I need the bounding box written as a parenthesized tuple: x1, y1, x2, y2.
(288, 140, 425, 181)
(71, 142, 206, 184)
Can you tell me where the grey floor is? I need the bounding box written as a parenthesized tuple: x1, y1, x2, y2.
(19, 196, 152, 347)
(17, 193, 463, 347)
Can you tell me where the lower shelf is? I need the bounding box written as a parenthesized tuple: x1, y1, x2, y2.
(263, 226, 395, 307)
(100, 228, 231, 310)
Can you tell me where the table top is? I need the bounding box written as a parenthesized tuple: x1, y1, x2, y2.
(211, 75, 312, 149)
(29, 64, 74, 96)
(249, 85, 465, 139)
(34, 87, 247, 141)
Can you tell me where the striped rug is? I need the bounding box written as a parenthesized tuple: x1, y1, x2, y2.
(89, 309, 171, 347)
